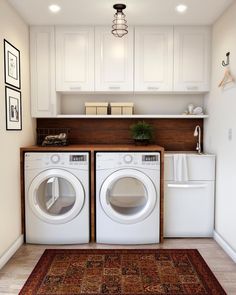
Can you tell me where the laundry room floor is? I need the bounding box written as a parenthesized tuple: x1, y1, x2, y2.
(0, 239, 236, 295)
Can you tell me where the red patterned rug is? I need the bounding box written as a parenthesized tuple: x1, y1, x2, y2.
(19, 249, 226, 295)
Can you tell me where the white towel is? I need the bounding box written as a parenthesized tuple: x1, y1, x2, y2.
(173, 154, 189, 182)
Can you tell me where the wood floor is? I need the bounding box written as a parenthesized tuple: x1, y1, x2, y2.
(0, 239, 236, 294)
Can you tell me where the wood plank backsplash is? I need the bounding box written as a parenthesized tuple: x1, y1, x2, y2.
(37, 118, 203, 151)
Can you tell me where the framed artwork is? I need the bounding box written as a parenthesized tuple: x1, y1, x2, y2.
(4, 39, 21, 89)
(5, 86, 22, 130)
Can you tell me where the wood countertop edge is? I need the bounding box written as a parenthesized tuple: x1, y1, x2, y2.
(20, 144, 165, 152)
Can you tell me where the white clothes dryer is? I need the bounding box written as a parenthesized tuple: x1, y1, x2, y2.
(24, 152, 90, 244)
(96, 152, 160, 244)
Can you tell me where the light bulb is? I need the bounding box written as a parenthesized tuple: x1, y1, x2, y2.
(176, 4, 188, 13)
(49, 4, 61, 13)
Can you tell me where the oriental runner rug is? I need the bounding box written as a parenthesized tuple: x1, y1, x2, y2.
(19, 249, 226, 295)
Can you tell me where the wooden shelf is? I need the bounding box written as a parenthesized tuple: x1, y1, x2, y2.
(56, 114, 209, 119)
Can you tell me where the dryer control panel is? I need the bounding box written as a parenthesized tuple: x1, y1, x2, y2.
(96, 152, 160, 170)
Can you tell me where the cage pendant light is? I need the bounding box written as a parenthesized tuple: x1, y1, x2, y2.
(112, 4, 128, 38)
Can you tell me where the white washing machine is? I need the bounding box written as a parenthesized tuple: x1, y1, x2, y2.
(24, 152, 90, 244)
(96, 152, 160, 244)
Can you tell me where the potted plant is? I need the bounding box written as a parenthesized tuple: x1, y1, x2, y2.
(130, 121, 153, 145)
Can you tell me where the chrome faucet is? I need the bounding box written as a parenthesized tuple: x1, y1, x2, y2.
(194, 125, 202, 154)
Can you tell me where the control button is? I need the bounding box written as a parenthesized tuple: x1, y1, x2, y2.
(51, 154, 60, 164)
(124, 154, 133, 164)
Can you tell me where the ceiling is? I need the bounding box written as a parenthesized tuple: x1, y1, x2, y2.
(8, 0, 234, 25)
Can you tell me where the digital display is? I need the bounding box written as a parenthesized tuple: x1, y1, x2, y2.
(143, 155, 158, 162)
(70, 155, 86, 162)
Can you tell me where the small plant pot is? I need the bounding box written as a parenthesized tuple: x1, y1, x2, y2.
(130, 121, 153, 146)
(134, 138, 150, 146)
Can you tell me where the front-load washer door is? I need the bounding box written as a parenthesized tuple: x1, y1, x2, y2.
(100, 169, 157, 224)
(28, 169, 85, 224)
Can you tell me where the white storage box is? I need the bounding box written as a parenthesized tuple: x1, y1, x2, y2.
(85, 102, 108, 115)
(110, 102, 134, 115)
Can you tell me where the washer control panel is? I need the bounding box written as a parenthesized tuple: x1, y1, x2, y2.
(25, 152, 89, 170)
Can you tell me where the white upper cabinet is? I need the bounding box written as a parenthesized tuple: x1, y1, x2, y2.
(135, 27, 173, 92)
(56, 26, 94, 92)
(95, 27, 134, 92)
(30, 26, 57, 117)
(29, 26, 212, 118)
(174, 26, 211, 92)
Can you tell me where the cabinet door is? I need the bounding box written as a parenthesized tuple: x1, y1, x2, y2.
(95, 27, 133, 92)
(164, 181, 214, 237)
(56, 26, 94, 92)
(30, 26, 57, 117)
(174, 26, 211, 92)
(135, 27, 173, 92)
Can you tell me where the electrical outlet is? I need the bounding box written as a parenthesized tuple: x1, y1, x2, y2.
(228, 128, 233, 141)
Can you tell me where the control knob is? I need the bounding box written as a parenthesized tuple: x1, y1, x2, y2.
(51, 154, 60, 164)
(123, 154, 133, 164)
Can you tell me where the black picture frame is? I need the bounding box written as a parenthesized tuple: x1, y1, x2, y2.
(4, 39, 21, 89)
(5, 86, 22, 131)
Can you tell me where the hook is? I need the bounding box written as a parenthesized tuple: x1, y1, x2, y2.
(222, 52, 230, 67)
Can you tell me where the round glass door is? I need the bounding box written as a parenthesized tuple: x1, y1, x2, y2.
(28, 169, 85, 224)
(100, 169, 157, 224)
(108, 177, 147, 215)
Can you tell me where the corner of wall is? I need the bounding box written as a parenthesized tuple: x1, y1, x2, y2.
(204, 0, 236, 256)
(0, 0, 35, 261)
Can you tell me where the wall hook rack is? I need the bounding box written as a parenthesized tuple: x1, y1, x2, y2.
(222, 52, 230, 67)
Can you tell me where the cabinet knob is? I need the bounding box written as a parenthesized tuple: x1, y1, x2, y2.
(109, 86, 121, 90)
(147, 86, 160, 90)
(186, 86, 199, 91)
(70, 86, 81, 90)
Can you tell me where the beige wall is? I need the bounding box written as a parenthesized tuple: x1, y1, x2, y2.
(204, 2, 236, 252)
(0, 0, 35, 258)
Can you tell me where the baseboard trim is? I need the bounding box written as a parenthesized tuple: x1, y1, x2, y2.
(214, 230, 236, 263)
(0, 235, 24, 269)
